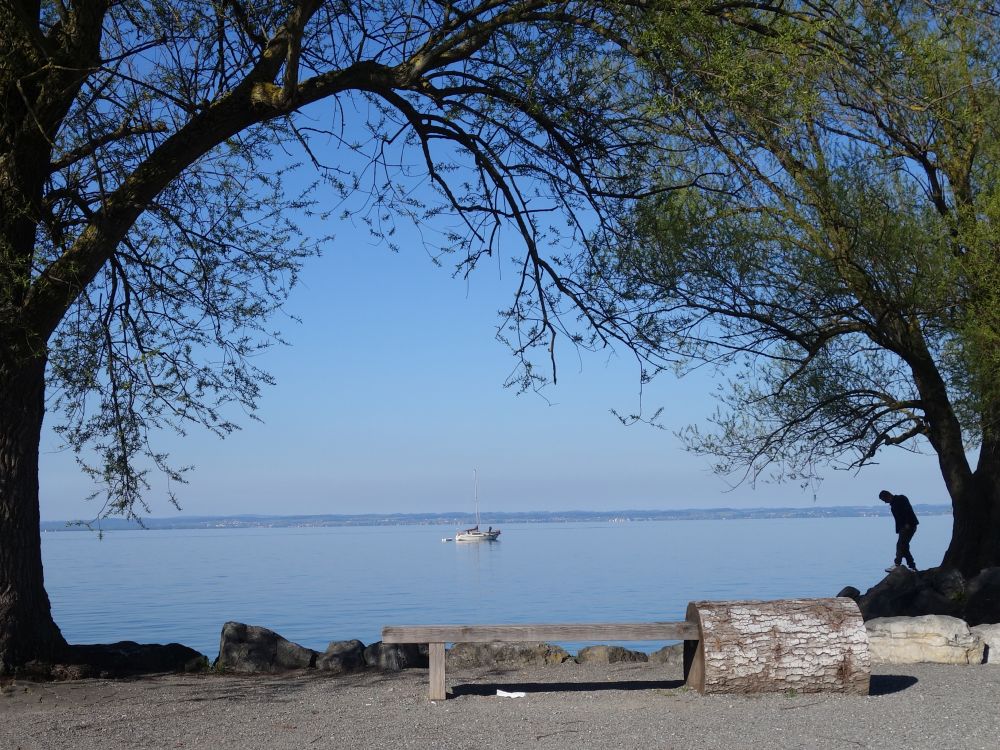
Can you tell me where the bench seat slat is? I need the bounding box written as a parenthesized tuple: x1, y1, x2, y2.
(382, 621, 698, 643)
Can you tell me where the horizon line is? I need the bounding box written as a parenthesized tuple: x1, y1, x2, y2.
(40, 502, 954, 525)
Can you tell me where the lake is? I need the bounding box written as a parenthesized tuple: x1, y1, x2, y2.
(40, 515, 953, 658)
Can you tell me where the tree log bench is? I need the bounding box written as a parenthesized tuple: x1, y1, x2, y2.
(382, 598, 870, 700)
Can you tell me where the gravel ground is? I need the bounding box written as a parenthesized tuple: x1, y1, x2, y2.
(3, 661, 998, 750)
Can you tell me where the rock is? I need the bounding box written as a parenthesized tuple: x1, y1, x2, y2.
(446, 642, 570, 668)
(317, 640, 365, 673)
(852, 565, 1000, 624)
(45, 662, 93, 680)
(214, 622, 318, 673)
(924, 566, 968, 599)
(648, 643, 684, 666)
(49, 642, 208, 679)
(857, 567, 966, 620)
(964, 567, 1000, 626)
(866, 615, 985, 665)
(837, 586, 861, 601)
(575, 645, 648, 664)
(970, 623, 1000, 665)
(363, 641, 428, 671)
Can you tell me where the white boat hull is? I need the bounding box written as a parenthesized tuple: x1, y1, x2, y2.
(454, 530, 500, 542)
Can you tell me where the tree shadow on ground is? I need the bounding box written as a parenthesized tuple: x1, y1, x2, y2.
(451, 678, 687, 697)
(868, 675, 919, 696)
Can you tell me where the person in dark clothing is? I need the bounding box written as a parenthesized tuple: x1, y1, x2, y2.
(879, 490, 919, 572)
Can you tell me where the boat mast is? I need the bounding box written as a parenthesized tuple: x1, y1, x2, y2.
(474, 469, 480, 527)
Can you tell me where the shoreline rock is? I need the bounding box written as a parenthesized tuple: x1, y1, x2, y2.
(648, 643, 684, 666)
(215, 621, 319, 673)
(866, 615, 985, 665)
(575, 645, 648, 664)
(363, 641, 429, 671)
(28, 601, 1000, 683)
(446, 642, 570, 668)
(317, 639, 365, 673)
(21, 642, 208, 681)
(845, 566, 1000, 625)
(971, 623, 1000, 665)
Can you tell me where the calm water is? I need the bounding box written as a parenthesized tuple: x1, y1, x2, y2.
(41, 516, 953, 658)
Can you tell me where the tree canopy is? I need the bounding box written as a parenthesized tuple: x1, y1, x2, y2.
(583, 0, 1000, 573)
(3, 0, 652, 517)
(1, 0, 658, 673)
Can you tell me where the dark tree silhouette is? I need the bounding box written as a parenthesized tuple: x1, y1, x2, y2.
(0, 0, 650, 674)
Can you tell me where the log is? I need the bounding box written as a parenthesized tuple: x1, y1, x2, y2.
(684, 597, 870, 695)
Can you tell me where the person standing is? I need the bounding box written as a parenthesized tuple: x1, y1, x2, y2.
(879, 490, 919, 572)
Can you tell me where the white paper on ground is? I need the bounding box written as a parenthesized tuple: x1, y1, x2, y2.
(496, 690, 526, 698)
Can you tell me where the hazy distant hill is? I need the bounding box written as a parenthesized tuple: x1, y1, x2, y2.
(40, 504, 952, 531)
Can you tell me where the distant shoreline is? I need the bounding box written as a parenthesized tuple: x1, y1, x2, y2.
(40, 504, 952, 531)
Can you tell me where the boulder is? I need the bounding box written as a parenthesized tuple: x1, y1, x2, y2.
(849, 565, 1000, 624)
(316, 639, 365, 673)
(575, 645, 648, 664)
(214, 622, 318, 673)
(964, 568, 1000, 626)
(648, 643, 684, 667)
(836, 586, 861, 601)
(866, 615, 985, 665)
(970, 624, 1000, 665)
(857, 567, 966, 620)
(363, 641, 428, 671)
(48, 642, 208, 679)
(446, 642, 570, 668)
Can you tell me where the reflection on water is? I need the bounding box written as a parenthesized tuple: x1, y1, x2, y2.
(41, 515, 952, 658)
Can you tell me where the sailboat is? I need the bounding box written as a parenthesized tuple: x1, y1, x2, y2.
(454, 470, 500, 542)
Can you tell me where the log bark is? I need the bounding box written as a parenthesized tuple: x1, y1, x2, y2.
(684, 598, 870, 695)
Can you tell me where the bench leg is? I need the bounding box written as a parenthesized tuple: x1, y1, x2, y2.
(429, 642, 446, 701)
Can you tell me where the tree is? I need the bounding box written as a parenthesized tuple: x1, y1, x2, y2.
(0, 0, 651, 674)
(586, 0, 1000, 577)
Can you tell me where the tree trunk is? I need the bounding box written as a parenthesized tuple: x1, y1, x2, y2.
(941, 463, 1000, 578)
(683, 598, 870, 694)
(0, 353, 67, 675)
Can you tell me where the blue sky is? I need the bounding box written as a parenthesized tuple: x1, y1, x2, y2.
(37, 220, 947, 521)
(36, 112, 949, 521)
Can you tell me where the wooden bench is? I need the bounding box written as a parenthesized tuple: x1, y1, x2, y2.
(382, 598, 871, 700)
(382, 621, 698, 700)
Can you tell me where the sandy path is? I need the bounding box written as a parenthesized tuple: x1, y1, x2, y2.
(3, 661, 998, 750)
